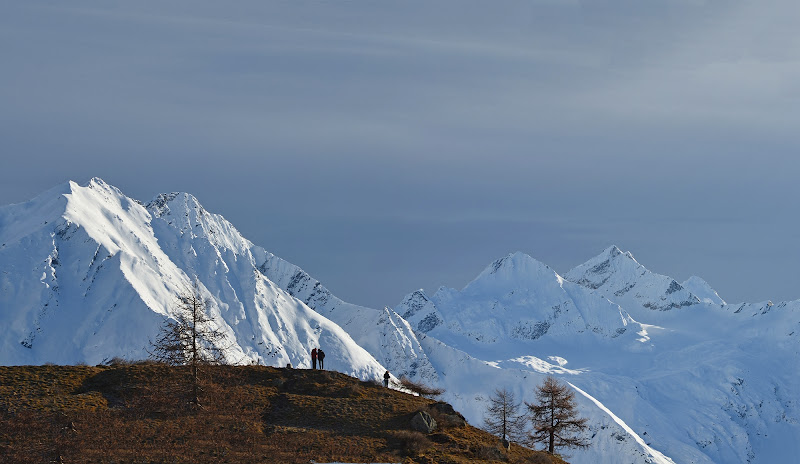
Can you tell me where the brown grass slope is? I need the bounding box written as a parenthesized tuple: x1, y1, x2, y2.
(0, 364, 567, 464)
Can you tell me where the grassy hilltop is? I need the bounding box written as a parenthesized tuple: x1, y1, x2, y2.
(0, 364, 566, 464)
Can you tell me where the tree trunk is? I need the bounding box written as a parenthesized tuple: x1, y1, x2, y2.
(502, 408, 507, 441)
(549, 399, 555, 453)
(191, 297, 199, 404)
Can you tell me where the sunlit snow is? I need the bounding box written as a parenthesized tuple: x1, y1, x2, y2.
(1, 179, 798, 464)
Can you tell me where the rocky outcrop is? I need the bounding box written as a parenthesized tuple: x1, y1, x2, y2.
(410, 410, 437, 433)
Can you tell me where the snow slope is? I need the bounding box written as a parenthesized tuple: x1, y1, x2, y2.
(682, 275, 726, 306)
(412, 333, 679, 464)
(257, 254, 438, 385)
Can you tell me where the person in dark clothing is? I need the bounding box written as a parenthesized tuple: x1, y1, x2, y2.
(311, 348, 317, 369)
(317, 348, 325, 370)
(383, 370, 390, 388)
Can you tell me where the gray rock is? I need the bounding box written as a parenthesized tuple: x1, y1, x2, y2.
(428, 401, 457, 415)
(428, 402, 467, 427)
(410, 411, 437, 433)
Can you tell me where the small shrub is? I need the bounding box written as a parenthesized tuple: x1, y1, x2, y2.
(392, 430, 432, 454)
(399, 377, 445, 398)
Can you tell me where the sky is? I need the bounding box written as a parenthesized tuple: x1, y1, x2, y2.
(2, 1, 799, 309)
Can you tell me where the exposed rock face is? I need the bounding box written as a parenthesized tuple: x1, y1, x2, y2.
(410, 410, 437, 433)
(428, 401, 467, 427)
(398, 290, 444, 333)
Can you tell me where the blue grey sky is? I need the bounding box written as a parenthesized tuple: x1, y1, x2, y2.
(2, 1, 799, 308)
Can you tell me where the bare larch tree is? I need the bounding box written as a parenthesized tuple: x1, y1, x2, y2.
(149, 282, 226, 405)
(484, 387, 528, 448)
(526, 376, 589, 454)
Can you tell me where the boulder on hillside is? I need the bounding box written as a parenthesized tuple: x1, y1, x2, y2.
(428, 401, 467, 427)
(410, 411, 437, 433)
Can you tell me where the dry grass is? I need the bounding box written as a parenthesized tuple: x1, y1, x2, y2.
(0, 364, 567, 464)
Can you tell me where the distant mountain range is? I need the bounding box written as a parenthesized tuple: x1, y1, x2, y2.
(1, 178, 798, 464)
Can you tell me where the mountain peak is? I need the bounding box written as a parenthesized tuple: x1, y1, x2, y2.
(146, 192, 204, 218)
(682, 276, 726, 305)
(605, 244, 623, 257)
(5, 177, 112, 214)
(396, 289, 444, 333)
(601, 244, 638, 263)
(86, 176, 110, 188)
(565, 246, 641, 291)
(462, 252, 562, 295)
(398, 289, 431, 311)
(408, 288, 429, 300)
(567, 247, 701, 311)
(487, 251, 551, 275)
(75, 177, 128, 198)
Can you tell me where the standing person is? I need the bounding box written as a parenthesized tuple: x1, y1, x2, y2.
(317, 348, 325, 370)
(383, 370, 390, 388)
(311, 348, 317, 369)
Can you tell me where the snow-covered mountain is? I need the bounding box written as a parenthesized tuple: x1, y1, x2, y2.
(2, 179, 798, 464)
(565, 245, 702, 315)
(393, 248, 800, 463)
(395, 252, 647, 360)
(0, 178, 386, 379)
(561, 247, 800, 463)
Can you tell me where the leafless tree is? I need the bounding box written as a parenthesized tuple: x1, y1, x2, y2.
(483, 387, 528, 447)
(149, 282, 226, 405)
(526, 376, 589, 454)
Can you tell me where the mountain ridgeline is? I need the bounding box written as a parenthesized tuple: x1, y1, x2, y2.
(1, 178, 798, 464)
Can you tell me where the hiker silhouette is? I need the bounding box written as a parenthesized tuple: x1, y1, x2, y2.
(317, 348, 325, 370)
